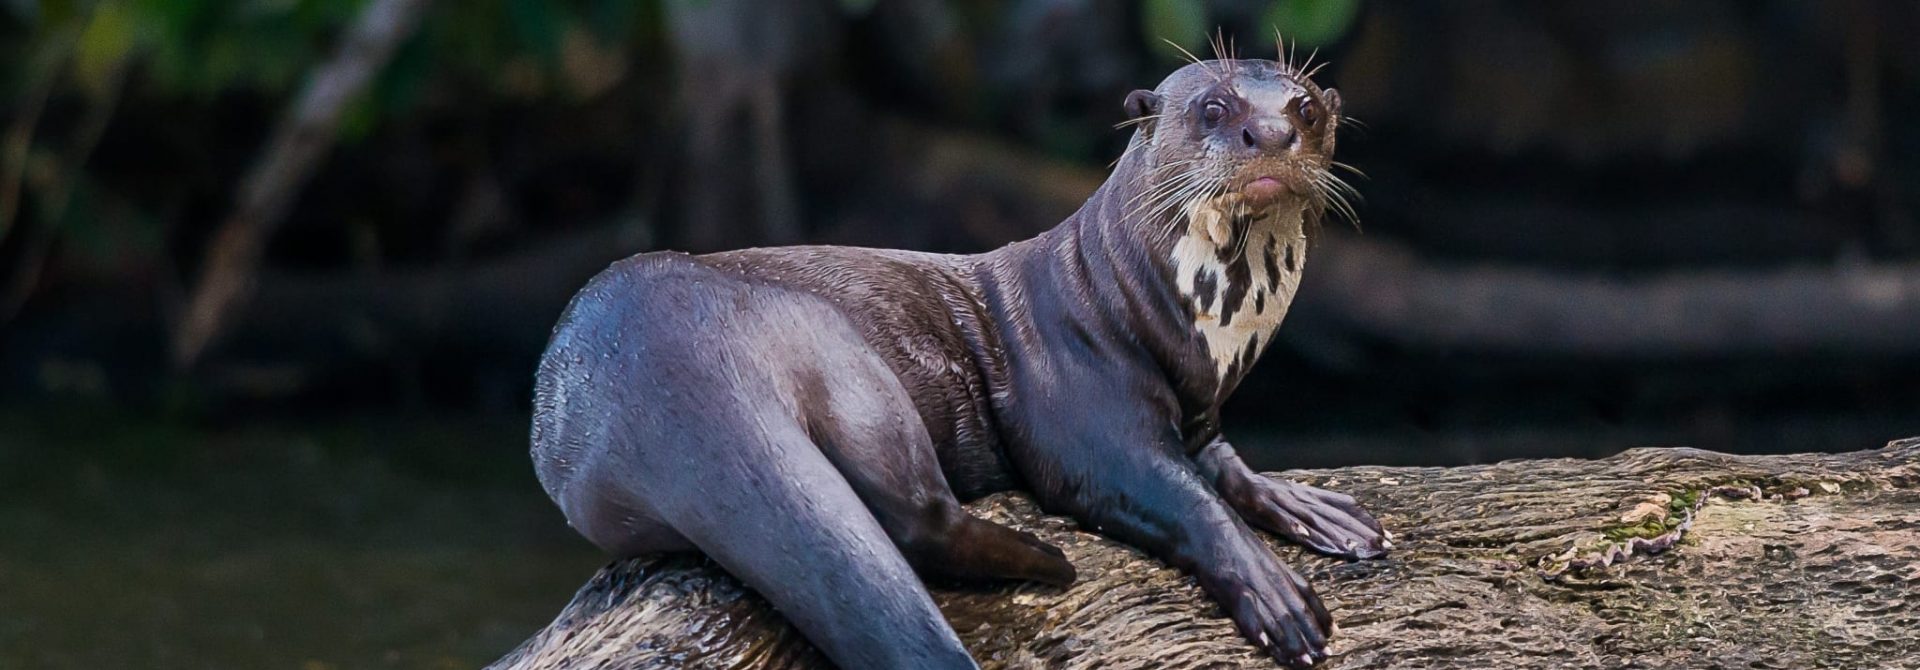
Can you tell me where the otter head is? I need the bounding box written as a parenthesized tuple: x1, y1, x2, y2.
(1121, 58, 1349, 235)
(1119, 58, 1351, 383)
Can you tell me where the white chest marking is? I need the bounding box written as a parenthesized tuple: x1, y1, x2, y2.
(1170, 195, 1307, 380)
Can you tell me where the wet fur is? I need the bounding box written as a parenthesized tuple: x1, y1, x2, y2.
(531, 57, 1384, 669)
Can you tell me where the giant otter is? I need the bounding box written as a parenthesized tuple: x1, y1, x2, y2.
(531, 55, 1387, 668)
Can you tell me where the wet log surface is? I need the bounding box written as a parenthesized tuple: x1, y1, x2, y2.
(491, 439, 1920, 669)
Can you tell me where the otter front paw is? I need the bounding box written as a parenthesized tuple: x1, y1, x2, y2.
(1200, 546, 1333, 667)
(1227, 476, 1389, 560)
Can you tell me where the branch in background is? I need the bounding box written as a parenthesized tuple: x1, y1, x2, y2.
(1, 59, 128, 325)
(170, 0, 432, 369)
(227, 226, 626, 359)
(0, 33, 75, 250)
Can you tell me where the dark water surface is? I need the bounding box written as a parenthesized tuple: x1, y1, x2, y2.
(0, 408, 603, 669)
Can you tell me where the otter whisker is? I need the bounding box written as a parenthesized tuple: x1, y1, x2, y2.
(1162, 39, 1222, 80)
(1114, 114, 1162, 130)
(1309, 171, 1361, 230)
(1226, 198, 1255, 263)
(1325, 171, 1364, 201)
(1127, 171, 1204, 215)
(1273, 27, 1291, 74)
(1124, 158, 1204, 203)
(1139, 168, 1225, 233)
(1330, 161, 1368, 180)
(1210, 28, 1240, 77)
(1135, 170, 1218, 225)
(1160, 175, 1227, 236)
(1126, 166, 1215, 222)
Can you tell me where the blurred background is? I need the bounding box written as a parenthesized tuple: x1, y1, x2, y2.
(3, 0, 1917, 667)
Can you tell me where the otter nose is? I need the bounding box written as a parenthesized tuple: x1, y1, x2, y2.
(1239, 117, 1298, 152)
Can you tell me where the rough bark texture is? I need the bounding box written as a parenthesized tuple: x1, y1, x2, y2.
(491, 438, 1920, 669)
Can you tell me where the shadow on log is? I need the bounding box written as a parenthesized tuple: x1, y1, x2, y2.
(490, 438, 1920, 669)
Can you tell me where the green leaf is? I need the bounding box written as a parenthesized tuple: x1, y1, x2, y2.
(74, 0, 137, 95)
(1142, 0, 1208, 59)
(1263, 0, 1361, 50)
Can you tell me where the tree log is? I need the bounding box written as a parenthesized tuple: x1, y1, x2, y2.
(489, 438, 1920, 669)
(187, 121, 1920, 370)
(1300, 235, 1920, 358)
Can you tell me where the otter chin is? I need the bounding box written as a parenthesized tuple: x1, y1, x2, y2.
(1243, 176, 1286, 205)
(531, 52, 1381, 670)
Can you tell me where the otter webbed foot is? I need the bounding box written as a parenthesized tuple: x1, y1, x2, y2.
(1230, 475, 1389, 560)
(1195, 532, 1334, 667)
(1198, 439, 1390, 561)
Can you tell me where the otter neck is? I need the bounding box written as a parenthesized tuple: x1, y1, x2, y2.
(1164, 188, 1308, 387)
(968, 148, 1313, 411)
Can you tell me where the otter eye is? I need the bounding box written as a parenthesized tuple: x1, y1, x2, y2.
(1202, 100, 1228, 126)
(1296, 98, 1320, 126)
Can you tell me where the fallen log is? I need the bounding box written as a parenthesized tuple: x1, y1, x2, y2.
(1301, 234, 1920, 358)
(490, 437, 1920, 669)
(187, 121, 1920, 370)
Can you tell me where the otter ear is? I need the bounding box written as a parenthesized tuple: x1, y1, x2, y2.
(1123, 89, 1161, 121)
(1322, 88, 1343, 116)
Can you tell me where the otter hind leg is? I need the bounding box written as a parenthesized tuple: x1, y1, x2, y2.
(641, 414, 981, 670)
(803, 366, 1076, 587)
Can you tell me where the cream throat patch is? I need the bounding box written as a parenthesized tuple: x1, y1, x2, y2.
(1168, 193, 1307, 381)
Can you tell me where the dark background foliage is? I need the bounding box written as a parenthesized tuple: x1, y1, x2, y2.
(2, 1, 1917, 666)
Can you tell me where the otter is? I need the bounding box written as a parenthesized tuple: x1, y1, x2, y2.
(530, 55, 1386, 668)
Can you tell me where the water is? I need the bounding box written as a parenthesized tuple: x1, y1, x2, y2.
(0, 408, 603, 669)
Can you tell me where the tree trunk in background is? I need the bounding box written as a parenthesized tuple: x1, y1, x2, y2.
(171, 0, 432, 369)
(664, 0, 836, 252)
(489, 438, 1919, 669)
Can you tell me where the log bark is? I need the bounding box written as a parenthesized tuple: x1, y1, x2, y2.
(490, 438, 1920, 669)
